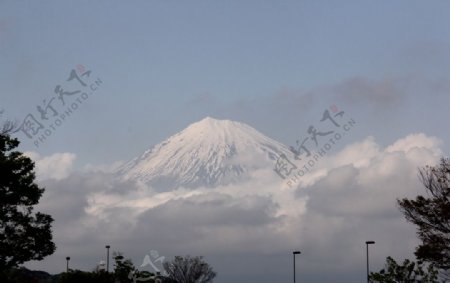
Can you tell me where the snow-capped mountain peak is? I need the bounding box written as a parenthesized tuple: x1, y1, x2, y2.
(117, 117, 292, 190)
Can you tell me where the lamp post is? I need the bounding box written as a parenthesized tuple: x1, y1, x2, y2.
(366, 241, 375, 283)
(105, 245, 110, 273)
(293, 251, 301, 283)
(66, 257, 70, 272)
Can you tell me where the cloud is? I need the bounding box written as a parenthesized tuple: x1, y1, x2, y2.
(24, 133, 444, 283)
(386, 133, 442, 155)
(298, 133, 442, 207)
(291, 133, 442, 274)
(332, 76, 408, 107)
(25, 151, 76, 181)
(82, 161, 125, 174)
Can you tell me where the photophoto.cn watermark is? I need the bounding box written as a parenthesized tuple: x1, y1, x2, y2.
(17, 64, 103, 148)
(273, 105, 356, 188)
(129, 250, 168, 283)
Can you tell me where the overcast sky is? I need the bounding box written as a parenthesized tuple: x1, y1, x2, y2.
(1, 1, 450, 283)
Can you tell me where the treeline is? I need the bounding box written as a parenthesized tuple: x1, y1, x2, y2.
(3, 254, 214, 283)
(3, 267, 168, 283)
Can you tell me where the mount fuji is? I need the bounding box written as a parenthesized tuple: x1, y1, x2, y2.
(117, 117, 294, 189)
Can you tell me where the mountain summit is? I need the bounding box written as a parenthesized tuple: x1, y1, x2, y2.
(117, 117, 292, 189)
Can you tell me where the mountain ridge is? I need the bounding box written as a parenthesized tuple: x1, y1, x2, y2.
(117, 117, 293, 190)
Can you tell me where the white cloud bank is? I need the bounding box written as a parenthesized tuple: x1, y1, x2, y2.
(25, 152, 76, 181)
(25, 133, 444, 283)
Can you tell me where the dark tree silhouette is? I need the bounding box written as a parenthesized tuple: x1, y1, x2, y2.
(0, 131, 56, 276)
(398, 158, 450, 279)
(0, 111, 16, 135)
(369, 256, 442, 283)
(113, 252, 136, 283)
(163, 256, 216, 283)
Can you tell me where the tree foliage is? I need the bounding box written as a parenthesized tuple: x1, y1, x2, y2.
(113, 252, 137, 283)
(0, 111, 16, 136)
(0, 132, 56, 275)
(369, 256, 442, 283)
(163, 255, 216, 283)
(3, 267, 56, 283)
(398, 158, 450, 278)
(112, 252, 176, 283)
(58, 269, 113, 283)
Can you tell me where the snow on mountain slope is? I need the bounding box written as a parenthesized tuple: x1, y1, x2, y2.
(117, 117, 293, 189)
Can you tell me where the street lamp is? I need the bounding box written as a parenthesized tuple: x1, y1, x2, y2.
(293, 251, 301, 283)
(66, 257, 70, 272)
(105, 245, 110, 273)
(366, 241, 375, 283)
